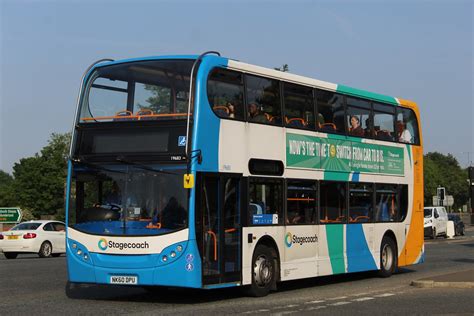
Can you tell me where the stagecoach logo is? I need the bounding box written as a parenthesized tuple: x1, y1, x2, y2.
(97, 238, 150, 251)
(284, 232, 318, 248)
(98, 238, 108, 250)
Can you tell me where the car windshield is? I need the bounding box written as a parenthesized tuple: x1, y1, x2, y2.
(424, 208, 432, 218)
(69, 163, 188, 236)
(11, 223, 41, 230)
(79, 59, 193, 123)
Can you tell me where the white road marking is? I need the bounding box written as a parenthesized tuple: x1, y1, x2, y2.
(328, 301, 352, 306)
(327, 296, 348, 300)
(352, 297, 375, 302)
(306, 306, 327, 310)
(374, 293, 395, 298)
(304, 300, 325, 304)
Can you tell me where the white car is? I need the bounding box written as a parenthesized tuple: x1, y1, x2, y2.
(0, 220, 66, 259)
(424, 207, 448, 239)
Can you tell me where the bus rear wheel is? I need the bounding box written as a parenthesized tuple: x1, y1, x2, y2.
(245, 244, 276, 297)
(378, 236, 397, 278)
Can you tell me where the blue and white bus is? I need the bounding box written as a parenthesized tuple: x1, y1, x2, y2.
(66, 52, 424, 297)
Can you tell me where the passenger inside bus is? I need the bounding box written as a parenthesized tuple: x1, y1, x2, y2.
(248, 102, 267, 123)
(397, 120, 413, 143)
(348, 115, 365, 136)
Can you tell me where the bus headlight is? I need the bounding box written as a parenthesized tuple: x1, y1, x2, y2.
(162, 255, 168, 262)
(170, 251, 176, 258)
(176, 245, 183, 252)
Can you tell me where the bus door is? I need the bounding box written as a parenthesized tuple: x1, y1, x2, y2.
(199, 173, 242, 285)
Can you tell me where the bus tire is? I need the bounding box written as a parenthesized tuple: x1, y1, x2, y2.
(38, 241, 52, 258)
(245, 244, 276, 297)
(378, 236, 397, 278)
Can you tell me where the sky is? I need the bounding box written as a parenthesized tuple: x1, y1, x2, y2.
(0, 0, 473, 173)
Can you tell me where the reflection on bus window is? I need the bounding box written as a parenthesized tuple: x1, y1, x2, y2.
(286, 181, 317, 225)
(207, 68, 244, 120)
(284, 83, 314, 129)
(375, 184, 398, 222)
(72, 165, 188, 236)
(249, 178, 282, 225)
(246, 75, 281, 125)
(346, 97, 371, 138)
(80, 60, 193, 123)
(349, 183, 373, 222)
(397, 108, 419, 145)
(315, 89, 345, 134)
(320, 181, 346, 223)
(373, 103, 395, 141)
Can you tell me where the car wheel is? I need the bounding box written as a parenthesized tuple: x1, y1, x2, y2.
(4, 252, 18, 259)
(431, 228, 436, 239)
(378, 236, 397, 278)
(461, 228, 465, 236)
(245, 244, 276, 297)
(39, 241, 52, 258)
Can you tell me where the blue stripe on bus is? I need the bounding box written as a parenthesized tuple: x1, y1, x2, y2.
(346, 224, 377, 273)
(351, 172, 360, 182)
(188, 55, 228, 243)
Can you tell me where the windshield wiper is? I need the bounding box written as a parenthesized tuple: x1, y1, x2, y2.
(115, 156, 179, 175)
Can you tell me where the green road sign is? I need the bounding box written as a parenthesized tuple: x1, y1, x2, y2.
(0, 208, 22, 223)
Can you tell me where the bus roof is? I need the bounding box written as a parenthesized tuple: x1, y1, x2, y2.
(93, 54, 415, 108)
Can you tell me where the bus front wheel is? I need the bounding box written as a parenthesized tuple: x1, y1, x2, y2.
(378, 236, 397, 278)
(245, 244, 276, 297)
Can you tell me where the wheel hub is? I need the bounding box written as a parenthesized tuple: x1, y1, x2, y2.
(254, 255, 273, 287)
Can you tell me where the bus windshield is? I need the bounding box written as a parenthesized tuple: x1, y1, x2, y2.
(79, 59, 193, 123)
(70, 163, 188, 236)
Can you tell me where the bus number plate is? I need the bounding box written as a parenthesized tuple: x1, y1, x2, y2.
(110, 275, 138, 285)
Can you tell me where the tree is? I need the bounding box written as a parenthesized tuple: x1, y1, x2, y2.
(274, 64, 289, 72)
(11, 133, 70, 218)
(0, 170, 16, 206)
(423, 152, 468, 209)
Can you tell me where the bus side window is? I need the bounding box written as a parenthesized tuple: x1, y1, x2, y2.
(207, 68, 244, 120)
(286, 180, 317, 225)
(349, 183, 373, 223)
(320, 181, 347, 223)
(246, 75, 281, 125)
(396, 108, 420, 145)
(248, 178, 282, 225)
(314, 89, 345, 134)
(283, 83, 314, 130)
(373, 103, 396, 141)
(375, 184, 398, 222)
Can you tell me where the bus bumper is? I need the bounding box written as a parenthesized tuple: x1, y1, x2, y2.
(66, 238, 202, 288)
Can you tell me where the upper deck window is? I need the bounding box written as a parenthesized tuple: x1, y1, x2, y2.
(315, 89, 345, 134)
(396, 107, 420, 145)
(346, 97, 371, 138)
(79, 60, 193, 123)
(207, 68, 244, 120)
(373, 102, 396, 141)
(246, 75, 281, 125)
(283, 83, 314, 130)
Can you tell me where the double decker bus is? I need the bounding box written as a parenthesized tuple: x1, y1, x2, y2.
(66, 52, 423, 297)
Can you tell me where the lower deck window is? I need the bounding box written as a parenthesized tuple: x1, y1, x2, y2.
(249, 178, 282, 225)
(320, 182, 346, 223)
